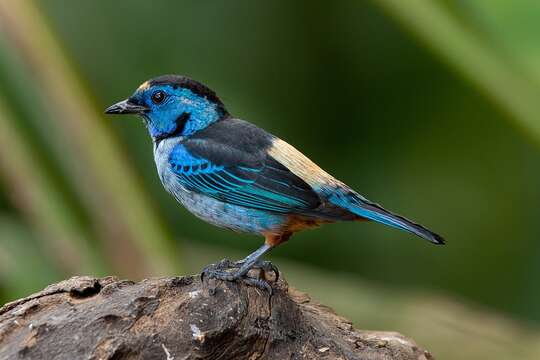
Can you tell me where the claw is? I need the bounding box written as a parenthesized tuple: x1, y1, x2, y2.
(255, 260, 280, 282)
(241, 277, 273, 294)
(200, 248, 278, 294)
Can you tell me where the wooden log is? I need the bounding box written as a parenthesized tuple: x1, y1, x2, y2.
(0, 274, 433, 359)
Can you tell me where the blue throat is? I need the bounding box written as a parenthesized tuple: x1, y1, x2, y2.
(153, 112, 190, 144)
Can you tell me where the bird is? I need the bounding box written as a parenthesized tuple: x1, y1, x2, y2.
(105, 75, 444, 289)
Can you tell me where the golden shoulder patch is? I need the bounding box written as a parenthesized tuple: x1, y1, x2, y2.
(268, 138, 339, 188)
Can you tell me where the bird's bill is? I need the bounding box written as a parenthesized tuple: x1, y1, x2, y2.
(104, 99, 149, 114)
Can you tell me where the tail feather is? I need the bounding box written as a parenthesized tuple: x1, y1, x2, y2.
(328, 189, 445, 245)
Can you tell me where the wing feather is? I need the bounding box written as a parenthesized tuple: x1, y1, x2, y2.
(168, 139, 321, 214)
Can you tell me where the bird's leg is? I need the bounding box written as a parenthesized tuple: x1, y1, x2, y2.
(202, 233, 290, 290)
(202, 243, 274, 289)
(230, 243, 273, 280)
(203, 243, 272, 280)
(232, 259, 280, 282)
(203, 257, 279, 282)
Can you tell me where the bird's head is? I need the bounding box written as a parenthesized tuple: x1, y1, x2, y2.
(105, 75, 228, 140)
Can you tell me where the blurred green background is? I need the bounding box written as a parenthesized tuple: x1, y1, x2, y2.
(1, 1, 540, 358)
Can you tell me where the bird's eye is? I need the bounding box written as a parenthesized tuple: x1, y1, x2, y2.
(151, 90, 166, 104)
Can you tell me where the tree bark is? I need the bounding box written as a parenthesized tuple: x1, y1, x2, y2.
(0, 274, 433, 360)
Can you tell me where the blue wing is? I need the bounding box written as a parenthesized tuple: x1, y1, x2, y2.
(168, 141, 321, 213)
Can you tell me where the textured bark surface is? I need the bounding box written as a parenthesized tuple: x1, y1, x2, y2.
(0, 275, 433, 359)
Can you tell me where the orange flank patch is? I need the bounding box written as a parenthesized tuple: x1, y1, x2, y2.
(285, 214, 329, 232)
(264, 215, 333, 247)
(264, 232, 291, 247)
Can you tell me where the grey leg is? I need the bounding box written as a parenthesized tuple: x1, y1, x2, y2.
(202, 243, 276, 290)
(231, 243, 272, 279)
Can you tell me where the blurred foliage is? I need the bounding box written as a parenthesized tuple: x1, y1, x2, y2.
(1, 1, 540, 358)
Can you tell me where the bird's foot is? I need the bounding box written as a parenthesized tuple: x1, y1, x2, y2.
(201, 266, 272, 292)
(227, 259, 280, 282)
(201, 258, 279, 292)
(200, 259, 237, 282)
(244, 260, 280, 282)
(203, 258, 236, 273)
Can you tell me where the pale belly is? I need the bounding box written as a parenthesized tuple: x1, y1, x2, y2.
(153, 138, 286, 235)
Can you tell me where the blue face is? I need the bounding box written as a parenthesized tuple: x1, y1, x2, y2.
(130, 83, 223, 138)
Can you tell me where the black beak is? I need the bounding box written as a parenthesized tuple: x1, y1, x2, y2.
(105, 99, 149, 114)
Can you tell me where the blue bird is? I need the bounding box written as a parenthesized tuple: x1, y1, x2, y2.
(106, 75, 444, 288)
